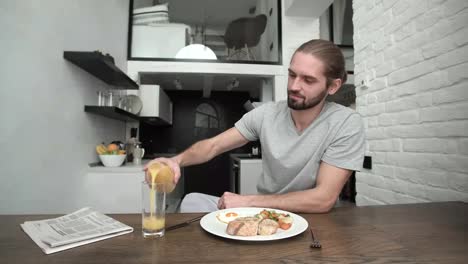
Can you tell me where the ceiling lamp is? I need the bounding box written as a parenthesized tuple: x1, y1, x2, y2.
(175, 44, 217, 60)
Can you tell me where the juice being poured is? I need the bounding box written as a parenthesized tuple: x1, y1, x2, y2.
(147, 162, 176, 193)
(144, 166, 162, 229)
(142, 162, 173, 237)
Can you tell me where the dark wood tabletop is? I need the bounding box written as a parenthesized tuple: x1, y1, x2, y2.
(1, 202, 467, 263)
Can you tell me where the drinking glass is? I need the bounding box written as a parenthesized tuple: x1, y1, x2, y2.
(141, 182, 166, 238)
(97, 91, 107, 106)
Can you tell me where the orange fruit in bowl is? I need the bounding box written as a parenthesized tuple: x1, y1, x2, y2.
(107, 143, 119, 152)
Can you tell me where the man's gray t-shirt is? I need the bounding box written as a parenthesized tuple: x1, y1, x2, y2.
(234, 101, 365, 194)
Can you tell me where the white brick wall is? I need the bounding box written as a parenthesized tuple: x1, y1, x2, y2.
(353, 0, 468, 205)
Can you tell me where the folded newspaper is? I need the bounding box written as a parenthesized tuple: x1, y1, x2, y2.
(21, 207, 133, 254)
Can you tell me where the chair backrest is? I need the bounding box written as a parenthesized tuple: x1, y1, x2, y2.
(224, 14, 267, 49)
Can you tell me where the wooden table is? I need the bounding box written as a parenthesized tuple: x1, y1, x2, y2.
(1, 202, 467, 263)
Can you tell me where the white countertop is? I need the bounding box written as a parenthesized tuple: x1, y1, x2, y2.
(86, 159, 184, 213)
(229, 153, 262, 163)
(88, 159, 152, 173)
(90, 153, 262, 173)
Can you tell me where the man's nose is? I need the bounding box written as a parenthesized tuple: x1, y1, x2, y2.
(289, 77, 301, 91)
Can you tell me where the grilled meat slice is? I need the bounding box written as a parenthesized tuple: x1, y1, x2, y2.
(258, 218, 279, 235)
(226, 217, 261, 236)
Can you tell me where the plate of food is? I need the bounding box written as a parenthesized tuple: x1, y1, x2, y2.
(200, 207, 308, 241)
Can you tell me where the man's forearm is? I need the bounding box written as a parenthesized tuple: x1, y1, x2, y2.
(173, 128, 249, 168)
(173, 138, 219, 167)
(245, 162, 351, 213)
(246, 189, 337, 213)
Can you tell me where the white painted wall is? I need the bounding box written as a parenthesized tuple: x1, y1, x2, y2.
(273, 0, 322, 101)
(281, 4, 321, 67)
(353, 0, 468, 205)
(0, 0, 129, 214)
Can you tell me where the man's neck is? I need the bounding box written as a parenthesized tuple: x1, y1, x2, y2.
(290, 101, 327, 133)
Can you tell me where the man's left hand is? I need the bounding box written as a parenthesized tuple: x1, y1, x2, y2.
(217, 192, 252, 209)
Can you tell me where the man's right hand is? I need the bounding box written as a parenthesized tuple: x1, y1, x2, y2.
(143, 157, 181, 185)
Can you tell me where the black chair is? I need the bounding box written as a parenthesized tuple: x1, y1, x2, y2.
(224, 14, 267, 60)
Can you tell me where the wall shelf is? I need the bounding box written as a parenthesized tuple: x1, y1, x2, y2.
(140, 117, 171, 126)
(64, 51, 138, 89)
(84, 106, 171, 126)
(84, 106, 140, 122)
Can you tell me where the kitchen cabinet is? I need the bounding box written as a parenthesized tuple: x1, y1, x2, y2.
(230, 154, 262, 195)
(138, 85, 172, 125)
(86, 160, 184, 213)
(239, 159, 262, 195)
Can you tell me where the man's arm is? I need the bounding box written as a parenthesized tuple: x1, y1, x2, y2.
(174, 127, 249, 167)
(145, 127, 249, 184)
(218, 161, 352, 213)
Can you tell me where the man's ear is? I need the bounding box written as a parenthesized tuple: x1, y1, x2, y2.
(327, 78, 342, 95)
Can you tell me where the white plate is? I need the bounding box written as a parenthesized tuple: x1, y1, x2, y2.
(200, 207, 309, 241)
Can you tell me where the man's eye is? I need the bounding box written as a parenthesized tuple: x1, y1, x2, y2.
(288, 73, 296, 78)
(305, 78, 314, 84)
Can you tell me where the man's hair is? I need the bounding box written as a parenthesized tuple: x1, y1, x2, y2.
(293, 39, 347, 87)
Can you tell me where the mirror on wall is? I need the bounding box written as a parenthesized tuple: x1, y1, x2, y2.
(128, 0, 281, 64)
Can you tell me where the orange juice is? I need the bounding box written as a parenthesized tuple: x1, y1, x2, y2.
(142, 216, 165, 231)
(142, 164, 168, 238)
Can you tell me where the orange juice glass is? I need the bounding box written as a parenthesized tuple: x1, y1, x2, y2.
(142, 181, 166, 238)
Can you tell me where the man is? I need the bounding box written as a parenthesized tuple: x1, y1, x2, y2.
(145, 39, 365, 213)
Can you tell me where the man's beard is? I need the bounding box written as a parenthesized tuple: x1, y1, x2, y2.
(287, 88, 328, 110)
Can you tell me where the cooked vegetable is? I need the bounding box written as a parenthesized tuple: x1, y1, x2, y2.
(278, 215, 293, 230)
(256, 209, 293, 229)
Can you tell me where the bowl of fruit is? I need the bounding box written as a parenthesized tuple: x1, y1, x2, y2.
(96, 143, 126, 167)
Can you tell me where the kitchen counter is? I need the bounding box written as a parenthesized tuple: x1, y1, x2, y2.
(88, 153, 177, 173)
(88, 154, 259, 173)
(86, 157, 184, 213)
(229, 153, 262, 163)
(88, 159, 152, 173)
(229, 153, 262, 195)
(143, 153, 178, 159)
